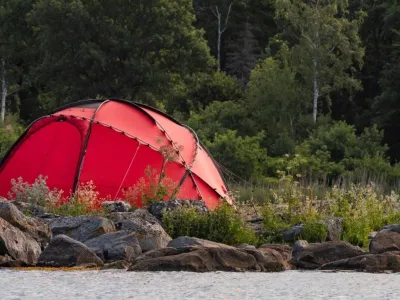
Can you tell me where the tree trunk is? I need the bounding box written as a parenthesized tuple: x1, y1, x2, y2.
(313, 58, 319, 122)
(1, 59, 6, 123)
(217, 14, 221, 71)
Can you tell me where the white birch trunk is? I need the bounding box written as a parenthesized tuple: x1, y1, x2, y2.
(313, 58, 319, 122)
(1, 59, 6, 123)
(217, 13, 222, 71)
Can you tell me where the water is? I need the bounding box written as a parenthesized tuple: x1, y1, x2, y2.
(1, 270, 400, 300)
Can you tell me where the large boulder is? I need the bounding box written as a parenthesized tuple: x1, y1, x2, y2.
(369, 230, 400, 254)
(282, 224, 304, 242)
(0, 201, 52, 248)
(84, 231, 142, 262)
(114, 209, 171, 252)
(382, 224, 400, 233)
(291, 240, 365, 269)
(320, 251, 400, 273)
(167, 236, 234, 249)
(0, 218, 41, 265)
(48, 216, 115, 242)
(109, 209, 162, 224)
(324, 217, 344, 242)
(38, 235, 103, 267)
(10, 201, 46, 218)
(128, 245, 291, 272)
(258, 244, 292, 262)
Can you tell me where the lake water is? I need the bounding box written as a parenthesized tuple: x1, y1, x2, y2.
(1, 270, 400, 300)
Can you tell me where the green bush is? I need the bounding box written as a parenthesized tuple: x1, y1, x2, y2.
(328, 184, 400, 247)
(205, 130, 267, 181)
(299, 221, 327, 243)
(162, 203, 259, 246)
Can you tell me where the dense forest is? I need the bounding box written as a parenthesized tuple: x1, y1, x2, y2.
(0, 0, 399, 188)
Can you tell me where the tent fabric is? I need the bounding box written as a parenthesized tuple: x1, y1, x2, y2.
(0, 99, 231, 209)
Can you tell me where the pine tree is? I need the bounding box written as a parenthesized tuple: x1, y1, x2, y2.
(226, 22, 262, 85)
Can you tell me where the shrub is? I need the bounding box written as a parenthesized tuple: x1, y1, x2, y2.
(328, 183, 400, 247)
(123, 166, 179, 208)
(8, 176, 109, 216)
(8, 175, 63, 207)
(162, 203, 259, 246)
(299, 221, 327, 243)
(51, 181, 109, 216)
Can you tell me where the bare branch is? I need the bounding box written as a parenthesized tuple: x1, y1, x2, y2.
(210, 6, 218, 18)
(224, 2, 233, 27)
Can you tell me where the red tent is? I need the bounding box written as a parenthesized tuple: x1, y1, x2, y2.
(0, 99, 231, 208)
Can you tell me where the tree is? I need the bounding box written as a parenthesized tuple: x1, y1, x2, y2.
(0, 0, 42, 122)
(1, 59, 5, 123)
(27, 0, 214, 109)
(210, 2, 233, 70)
(275, 0, 365, 122)
(205, 130, 267, 180)
(246, 48, 310, 156)
(226, 22, 262, 85)
(372, 1, 400, 161)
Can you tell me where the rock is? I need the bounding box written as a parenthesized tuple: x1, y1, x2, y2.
(84, 231, 142, 262)
(102, 201, 131, 213)
(292, 240, 309, 256)
(291, 241, 365, 269)
(0, 259, 30, 268)
(0, 218, 41, 265)
(0, 201, 52, 249)
(114, 209, 171, 252)
(49, 216, 115, 242)
(258, 244, 292, 261)
(168, 236, 234, 249)
(148, 199, 208, 220)
(129, 245, 291, 272)
(100, 260, 130, 270)
(369, 230, 400, 254)
(236, 243, 256, 249)
(10, 201, 46, 217)
(382, 224, 400, 233)
(320, 251, 400, 273)
(109, 210, 162, 225)
(37, 235, 103, 267)
(282, 224, 304, 242)
(324, 217, 343, 242)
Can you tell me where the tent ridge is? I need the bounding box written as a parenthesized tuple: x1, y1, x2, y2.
(71, 100, 110, 193)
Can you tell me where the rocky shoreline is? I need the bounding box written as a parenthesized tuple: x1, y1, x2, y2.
(1, 199, 400, 273)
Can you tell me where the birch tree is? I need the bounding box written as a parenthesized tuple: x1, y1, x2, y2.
(210, 2, 233, 70)
(1, 59, 5, 123)
(276, 0, 364, 122)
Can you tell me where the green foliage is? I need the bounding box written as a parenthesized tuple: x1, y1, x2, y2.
(26, 0, 214, 108)
(328, 184, 400, 247)
(261, 203, 287, 242)
(0, 115, 24, 160)
(186, 100, 249, 142)
(247, 54, 309, 156)
(299, 221, 327, 243)
(162, 203, 259, 246)
(205, 130, 267, 180)
(275, 0, 365, 121)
